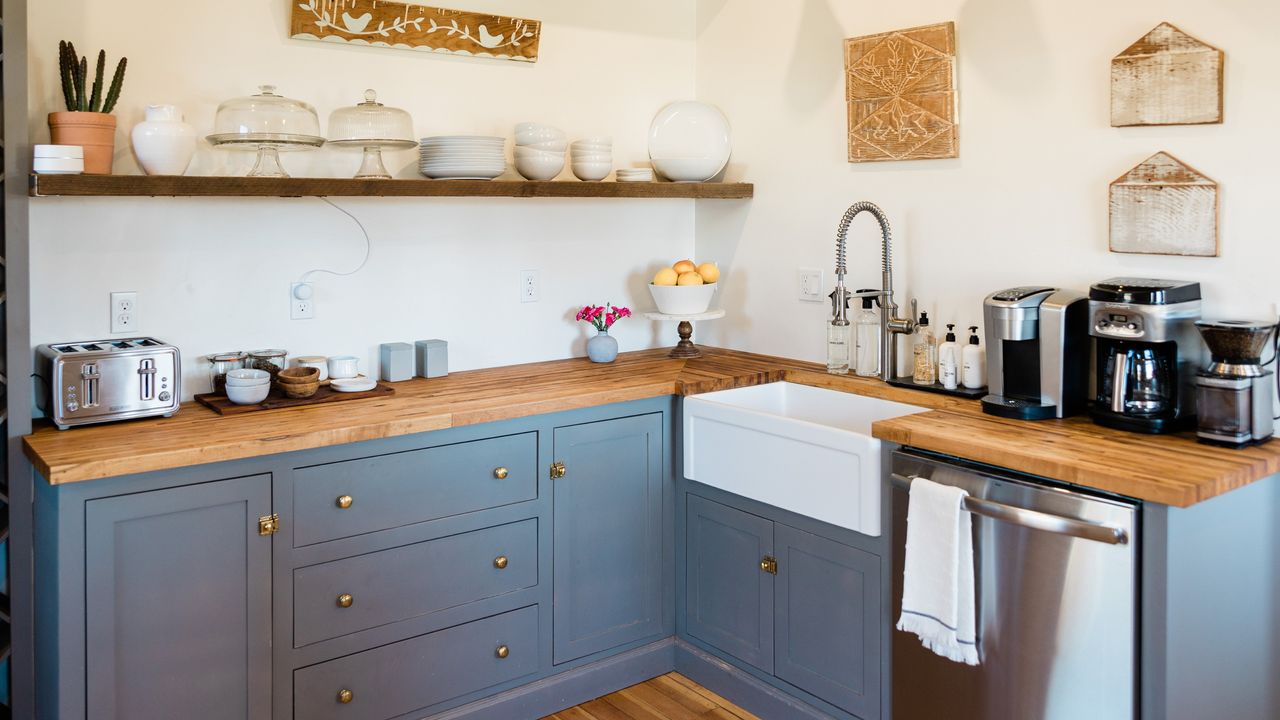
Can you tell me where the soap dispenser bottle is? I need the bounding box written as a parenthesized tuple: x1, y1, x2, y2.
(853, 289, 880, 377)
(827, 286, 852, 375)
(962, 326, 986, 389)
(912, 312, 937, 385)
(938, 324, 961, 390)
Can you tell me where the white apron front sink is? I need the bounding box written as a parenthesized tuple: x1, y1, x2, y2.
(683, 381, 928, 536)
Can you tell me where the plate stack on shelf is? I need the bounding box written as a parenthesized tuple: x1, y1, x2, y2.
(419, 135, 506, 180)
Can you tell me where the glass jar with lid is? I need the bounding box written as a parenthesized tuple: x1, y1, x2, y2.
(247, 349, 288, 379)
(208, 351, 247, 393)
(327, 89, 416, 179)
(206, 85, 325, 177)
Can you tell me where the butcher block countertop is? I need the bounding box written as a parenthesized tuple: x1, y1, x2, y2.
(23, 347, 1280, 506)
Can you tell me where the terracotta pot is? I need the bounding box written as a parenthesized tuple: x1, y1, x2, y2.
(48, 111, 117, 175)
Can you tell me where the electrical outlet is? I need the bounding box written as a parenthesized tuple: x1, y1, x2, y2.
(110, 291, 138, 333)
(291, 282, 316, 320)
(520, 270, 539, 303)
(798, 269, 823, 302)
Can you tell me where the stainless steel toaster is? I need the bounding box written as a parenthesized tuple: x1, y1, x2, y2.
(37, 337, 181, 430)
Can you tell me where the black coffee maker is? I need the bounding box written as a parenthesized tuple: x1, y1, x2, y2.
(1088, 278, 1205, 433)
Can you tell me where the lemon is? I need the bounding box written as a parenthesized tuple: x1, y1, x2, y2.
(696, 262, 720, 284)
(653, 267, 679, 286)
(673, 259, 697, 275)
(677, 271, 705, 286)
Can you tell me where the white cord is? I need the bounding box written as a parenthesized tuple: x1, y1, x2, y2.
(299, 197, 372, 282)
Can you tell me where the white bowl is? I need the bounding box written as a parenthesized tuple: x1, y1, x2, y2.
(570, 144, 612, 154)
(515, 154, 565, 181)
(571, 152, 613, 163)
(226, 382, 271, 405)
(225, 368, 271, 384)
(515, 124, 567, 145)
(574, 135, 613, 146)
(514, 146, 565, 160)
(649, 283, 717, 315)
(651, 155, 724, 182)
(33, 157, 85, 174)
(517, 138, 568, 152)
(572, 161, 612, 181)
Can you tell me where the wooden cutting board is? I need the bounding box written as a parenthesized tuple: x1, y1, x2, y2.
(196, 382, 394, 415)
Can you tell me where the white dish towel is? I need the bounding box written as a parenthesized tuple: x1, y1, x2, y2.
(896, 476, 980, 665)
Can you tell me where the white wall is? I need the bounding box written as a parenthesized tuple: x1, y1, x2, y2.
(28, 1, 697, 397)
(694, 0, 1280, 370)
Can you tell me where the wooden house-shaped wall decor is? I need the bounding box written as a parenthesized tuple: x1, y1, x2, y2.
(1109, 152, 1218, 257)
(1111, 22, 1223, 127)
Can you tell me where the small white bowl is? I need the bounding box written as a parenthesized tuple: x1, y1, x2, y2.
(649, 283, 717, 315)
(515, 154, 566, 181)
(225, 368, 271, 385)
(514, 146, 565, 159)
(517, 138, 568, 152)
(515, 124, 567, 145)
(572, 161, 612, 181)
(573, 136, 613, 146)
(226, 382, 271, 405)
(571, 152, 613, 163)
(34, 144, 84, 159)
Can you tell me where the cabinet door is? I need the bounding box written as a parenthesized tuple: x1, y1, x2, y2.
(685, 495, 775, 673)
(85, 475, 272, 720)
(774, 523, 881, 719)
(552, 413, 664, 664)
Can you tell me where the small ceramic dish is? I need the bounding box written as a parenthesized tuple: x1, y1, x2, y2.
(331, 377, 378, 393)
(226, 382, 271, 405)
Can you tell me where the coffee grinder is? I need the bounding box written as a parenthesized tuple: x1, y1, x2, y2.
(1194, 320, 1276, 446)
(1088, 278, 1204, 433)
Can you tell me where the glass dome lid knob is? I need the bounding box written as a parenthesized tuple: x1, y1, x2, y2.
(361, 89, 382, 106)
(258, 84, 279, 96)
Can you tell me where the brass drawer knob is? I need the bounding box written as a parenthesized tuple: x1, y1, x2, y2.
(493, 466, 509, 479)
(336, 593, 354, 608)
(337, 688, 353, 704)
(336, 495, 354, 509)
(495, 644, 510, 659)
(493, 555, 509, 569)
(550, 462, 566, 479)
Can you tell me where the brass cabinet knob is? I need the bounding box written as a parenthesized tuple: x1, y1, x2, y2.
(336, 593, 354, 608)
(493, 467, 509, 480)
(550, 462, 567, 479)
(336, 495, 354, 509)
(337, 688, 354, 704)
(493, 555, 509, 569)
(495, 644, 510, 659)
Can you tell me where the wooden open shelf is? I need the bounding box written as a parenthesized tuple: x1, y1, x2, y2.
(30, 174, 753, 199)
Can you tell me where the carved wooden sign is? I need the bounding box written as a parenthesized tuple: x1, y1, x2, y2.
(1111, 23, 1223, 126)
(1109, 152, 1218, 257)
(291, 1, 541, 62)
(844, 22, 958, 163)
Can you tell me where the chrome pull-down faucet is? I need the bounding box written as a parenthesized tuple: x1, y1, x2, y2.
(832, 202, 916, 381)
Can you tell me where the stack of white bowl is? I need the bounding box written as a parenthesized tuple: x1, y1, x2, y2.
(419, 136, 506, 180)
(616, 166, 654, 183)
(513, 123, 567, 181)
(224, 368, 272, 405)
(570, 137, 613, 181)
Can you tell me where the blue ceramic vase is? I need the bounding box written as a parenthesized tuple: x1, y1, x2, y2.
(587, 330, 619, 363)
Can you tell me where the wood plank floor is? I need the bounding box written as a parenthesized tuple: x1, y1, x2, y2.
(541, 673, 761, 720)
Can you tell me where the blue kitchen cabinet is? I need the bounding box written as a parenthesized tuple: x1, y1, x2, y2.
(551, 412, 666, 664)
(683, 492, 883, 720)
(84, 474, 273, 720)
(685, 494, 774, 673)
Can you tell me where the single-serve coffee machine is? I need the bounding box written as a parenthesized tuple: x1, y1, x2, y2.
(1194, 320, 1275, 446)
(1088, 278, 1204, 433)
(981, 287, 1090, 420)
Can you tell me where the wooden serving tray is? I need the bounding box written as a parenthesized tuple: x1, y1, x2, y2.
(196, 382, 394, 415)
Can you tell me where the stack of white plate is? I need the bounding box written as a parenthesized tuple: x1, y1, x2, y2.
(570, 137, 613, 181)
(513, 123, 566, 181)
(419, 136, 506, 180)
(616, 167, 654, 183)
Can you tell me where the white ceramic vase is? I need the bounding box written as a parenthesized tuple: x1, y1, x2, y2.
(131, 105, 197, 175)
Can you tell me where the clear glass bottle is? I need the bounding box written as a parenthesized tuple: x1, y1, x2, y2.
(827, 287, 851, 375)
(912, 312, 937, 385)
(854, 292, 880, 377)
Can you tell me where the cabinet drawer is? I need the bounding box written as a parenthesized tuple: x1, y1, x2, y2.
(293, 519, 538, 647)
(293, 605, 539, 720)
(292, 432, 537, 546)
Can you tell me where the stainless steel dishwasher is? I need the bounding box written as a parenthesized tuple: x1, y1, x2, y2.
(891, 449, 1139, 720)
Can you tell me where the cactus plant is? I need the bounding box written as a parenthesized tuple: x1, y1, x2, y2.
(57, 40, 126, 113)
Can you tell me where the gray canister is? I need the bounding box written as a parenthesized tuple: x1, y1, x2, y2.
(380, 342, 415, 382)
(415, 339, 449, 378)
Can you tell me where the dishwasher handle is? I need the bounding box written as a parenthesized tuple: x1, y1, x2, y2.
(890, 473, 1130, 546)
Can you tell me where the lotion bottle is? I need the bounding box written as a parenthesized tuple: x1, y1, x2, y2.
(938, 324, 961, 390)
(962, 326, 986, 389)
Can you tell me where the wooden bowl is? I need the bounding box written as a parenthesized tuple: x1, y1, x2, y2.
(280, 380, 320, 399)
(277, 366, 320, 384)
